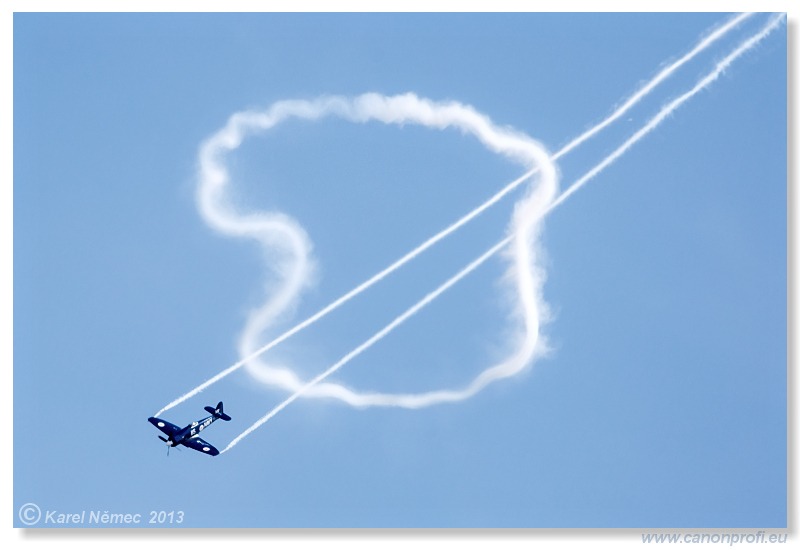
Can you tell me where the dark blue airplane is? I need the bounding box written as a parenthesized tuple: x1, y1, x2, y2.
(148, 402, 231, 456)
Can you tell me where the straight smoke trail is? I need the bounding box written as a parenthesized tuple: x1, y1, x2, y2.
(221, 13, 785, 452)
(549, 12, 785, 211)
(222, 239, 511, 452)
(552, 11, 753, 159)
(155, 12, 752, 418)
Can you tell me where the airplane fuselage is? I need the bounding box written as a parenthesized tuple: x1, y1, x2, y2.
(168, 414, 217, 447)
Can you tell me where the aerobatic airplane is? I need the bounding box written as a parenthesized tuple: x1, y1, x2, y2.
(148, 402, 231, 456)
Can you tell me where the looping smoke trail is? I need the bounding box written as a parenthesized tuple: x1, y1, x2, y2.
(200, 94, 560, 409)
(221, 13, 785, 452)
(154, 12, 754, 418)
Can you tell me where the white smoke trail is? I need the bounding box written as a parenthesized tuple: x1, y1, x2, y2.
(221, 13, 785, 452)
(553, 11, 753, 159)
(155, 12, 752, 417)
(549, 12, 786, 211)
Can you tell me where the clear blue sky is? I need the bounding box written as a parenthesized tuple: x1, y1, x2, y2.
(13, 12, 786, 528)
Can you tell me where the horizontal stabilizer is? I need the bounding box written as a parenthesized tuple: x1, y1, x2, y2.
(204, 401, 231, 421)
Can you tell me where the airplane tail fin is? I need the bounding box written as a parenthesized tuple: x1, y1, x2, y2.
(204, 401, 232, 421)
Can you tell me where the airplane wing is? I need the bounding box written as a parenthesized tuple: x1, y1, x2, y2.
(181, 436, 220, 456)
(148, 416, 181, 437)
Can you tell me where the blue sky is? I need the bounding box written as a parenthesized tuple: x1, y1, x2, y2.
(12, 11, 786, 529)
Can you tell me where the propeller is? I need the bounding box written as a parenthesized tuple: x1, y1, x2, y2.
(158, 436, 172, 457)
